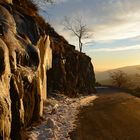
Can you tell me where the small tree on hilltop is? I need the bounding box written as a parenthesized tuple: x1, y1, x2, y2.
(63, 16, 90, 52)
(109, 70, 129, 88)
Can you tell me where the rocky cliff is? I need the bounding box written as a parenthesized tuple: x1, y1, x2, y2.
(48, 42, 96, 96)
(0, 0, 95, 139)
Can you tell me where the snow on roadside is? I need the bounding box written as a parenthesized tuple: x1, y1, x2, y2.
(27, 93, 97, 140)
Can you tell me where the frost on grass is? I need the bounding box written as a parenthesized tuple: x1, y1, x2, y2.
(27, 93, 97, 140)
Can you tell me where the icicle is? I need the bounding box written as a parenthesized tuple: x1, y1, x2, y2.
(44, 36, 52, 70)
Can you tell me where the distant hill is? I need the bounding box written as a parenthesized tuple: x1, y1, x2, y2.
(95, 65, 140, 86)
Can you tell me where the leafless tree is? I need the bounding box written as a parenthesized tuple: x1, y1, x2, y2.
(63, 16, 90, 52)
(109, 70, 129, 88)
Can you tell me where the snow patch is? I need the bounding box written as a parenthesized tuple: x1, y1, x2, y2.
(27, 93, 97, 140)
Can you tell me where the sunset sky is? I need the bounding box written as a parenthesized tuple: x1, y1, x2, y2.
(40, 0, 140, 71)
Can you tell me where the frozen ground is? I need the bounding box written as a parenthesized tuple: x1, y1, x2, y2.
(27, 92, 97, 140)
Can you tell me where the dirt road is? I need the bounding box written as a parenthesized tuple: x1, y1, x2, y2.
(70, 87, 140, 140)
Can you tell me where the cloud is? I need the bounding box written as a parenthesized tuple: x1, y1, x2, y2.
(89, 44, 140, 52)
(80, 0, 140, 42)
(53, 0, 69, 4)
(92, 15, 140, 41)
(42, 0, 140, 50)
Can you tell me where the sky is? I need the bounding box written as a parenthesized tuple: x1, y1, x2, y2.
(40, 0, 140, 72)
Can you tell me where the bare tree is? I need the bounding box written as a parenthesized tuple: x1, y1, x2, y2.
(109, 70, 129, 88)
(63, 16, 90, 52)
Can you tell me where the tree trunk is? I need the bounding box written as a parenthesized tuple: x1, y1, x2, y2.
(79, 38, 82, 52)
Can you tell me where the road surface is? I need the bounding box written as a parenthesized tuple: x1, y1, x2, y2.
(70, 87, 140, 140)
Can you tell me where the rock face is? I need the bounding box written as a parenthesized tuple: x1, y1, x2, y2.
(48, 36, 96, 97)
(0, 1, 52, 139)
(0, 0, 95, 139)
(0, 38, 11, 140)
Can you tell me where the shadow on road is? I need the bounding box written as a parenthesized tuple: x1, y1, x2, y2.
(95, 86, 122, 94)
(70, 87, 140, 140)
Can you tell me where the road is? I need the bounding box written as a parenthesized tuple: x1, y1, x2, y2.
(70, 87, 140, 140)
